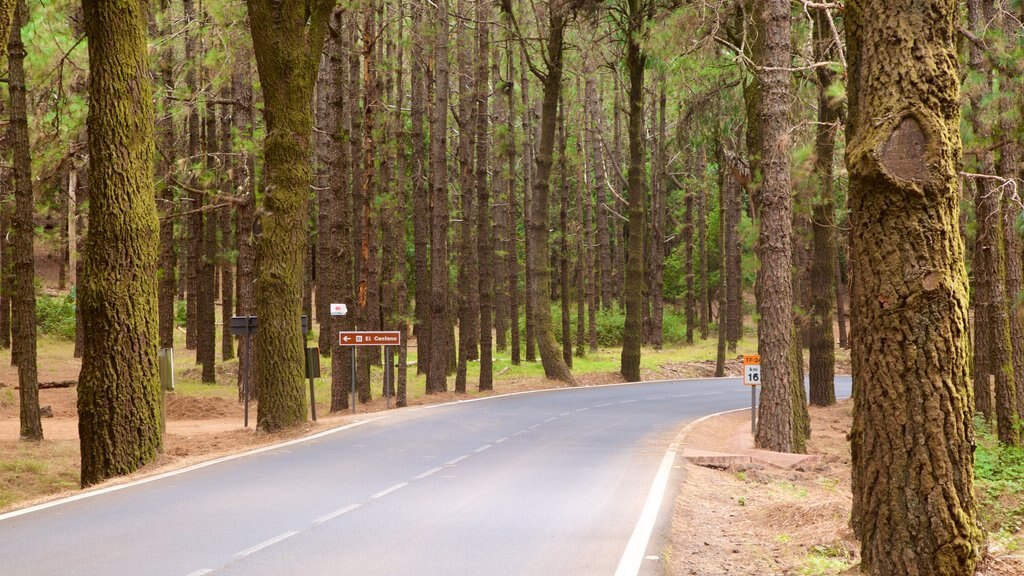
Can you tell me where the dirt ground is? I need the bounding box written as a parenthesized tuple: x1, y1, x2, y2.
(670, 402, 1024, 575)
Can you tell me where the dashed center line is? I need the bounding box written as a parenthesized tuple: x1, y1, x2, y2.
(596, 403, 614, 408)
(575, 407, 590, 413)
(560, 411, 572, 417)
(512, 430, 526, 436)
(529, 423, 542, 430)
(235, 531, 298, 558)
(414, 467, 444, 480)
(474, 444, 492, 453)
(184, 570, 213, 576)
(619, 399, 637, 404)
(313, 504, 361, 524)
(372, 482, 409, 499)
(446, 454, 470, 465)
(494, 436, 509, 444)
(544, 417, 557, 423)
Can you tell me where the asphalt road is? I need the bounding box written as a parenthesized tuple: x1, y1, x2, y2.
(0, 376, 852, 576)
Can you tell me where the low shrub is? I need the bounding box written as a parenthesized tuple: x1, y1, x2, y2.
(36, 294, 76, 340)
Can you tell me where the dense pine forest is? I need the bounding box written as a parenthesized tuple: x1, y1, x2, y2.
(1, 1, 1022, 572)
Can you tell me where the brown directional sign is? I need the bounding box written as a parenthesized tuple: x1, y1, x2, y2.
(338, 331, 402, 347)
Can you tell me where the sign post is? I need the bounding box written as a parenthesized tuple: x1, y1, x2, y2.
(230, 315, 309, 428)
(338, 331, 403, 412)
(742, 354, 761, 435)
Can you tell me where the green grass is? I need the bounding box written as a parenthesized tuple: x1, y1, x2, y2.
(974, 416, 1024, 535)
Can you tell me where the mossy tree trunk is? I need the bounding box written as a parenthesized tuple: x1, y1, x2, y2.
(78, 0, 162, 486)
(846, 0, 983, 572)
(966, 0, 1017, 444)
(9, 0, 41, 441)
(527, 8, 574, 385)
(426, 0, 451, 394)
(619, 0, 647, 383)
(155, 0, 177, 351)
(807, 6, 838, 408)
(749, 0, 803, 454)
(246, 0, 335, 430)
(476, 0, 494, 391)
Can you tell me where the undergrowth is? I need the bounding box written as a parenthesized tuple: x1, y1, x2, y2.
(974, 416, 1024, 538)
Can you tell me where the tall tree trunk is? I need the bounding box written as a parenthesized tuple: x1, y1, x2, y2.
(619, 0, 646, 383)
(247, 0, 334, 430)
(751, 0, 802, 454)
(232, 32, 257, 401)
(505, 33, 521, 365)
(219, 100, 234, 362)
(558, 103, 572, 368)
(357, 0, 379, 403)
(650, 75, 667, 349)
(522, 46, 537, 364)
(967, 0, 1016, 442)
(807, 6, 838, 407)
(8, 0, 40, 440)
(476, 0, 494, 391)
(323, 9, 354, 412)
(520, 6, 574, 383)
(835, 234, 849, 349)
(684, 188, 695, 345)
(696, 148, 709, 340)
(183, 0, 200, 352)
(455, 0, 479, 394)
(156, 0, 177, 351)
(78, 0, 162, 485)
(587, 73, 612, 312)
(724, 150, 743, 352)
(426, 0, 451, 394)
(198, 101, 218, 383)
(714, 139, 727, 377)
(575, 134, 587, 358)
(410, 0, 430, 377)
(847, 0, 983, 572)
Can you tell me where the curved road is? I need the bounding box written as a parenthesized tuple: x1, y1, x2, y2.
(0, 376, 851, 576)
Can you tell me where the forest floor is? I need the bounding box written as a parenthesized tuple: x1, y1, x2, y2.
(1, 342, 1022, 574)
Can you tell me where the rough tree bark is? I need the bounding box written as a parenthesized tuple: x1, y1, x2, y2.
(78, 0, 162, 486)
(751, 0, 802, 454)
(847, 0, 983, 572)
(8, 0, 41, 441)
(619, 0, 647, 383)
(156, 0, 177, 351)
(455, 0, 479, 394)
(807, 6, 838, 407)
(476, 0, 494, 391)
(247, 0, 335, 430)
(967, 0, 1016, 443)
(426, 0, 451, 393)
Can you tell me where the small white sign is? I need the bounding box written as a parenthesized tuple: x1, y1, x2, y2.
(744, 364, 761, 386)
(330, 303, 348, 317)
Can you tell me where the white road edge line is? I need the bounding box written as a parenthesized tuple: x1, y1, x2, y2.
(445, 455, 470, 466)
(614, 406, 750, 576)
(0, 417, 385, 522)
(184, 569, 213, 576)
(371, 483, 409, 499)
(414, 467, 444, 480)
(313, 504, 361, 524)
(474, 444, 492, 453)
(235, 531, 298, 558)
(494, 436, 509, 444)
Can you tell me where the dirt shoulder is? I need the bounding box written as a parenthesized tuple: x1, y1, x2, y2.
(669, 401, 1024, 576)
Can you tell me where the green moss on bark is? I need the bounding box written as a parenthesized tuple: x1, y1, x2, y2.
(78, 1, 162, 487)
(847, 1, 983, 573)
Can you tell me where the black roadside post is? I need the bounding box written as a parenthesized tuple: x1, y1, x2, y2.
(229, 315, 258, 428)
(230, 315, 309, 428)
(305, 347, 320, 421)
